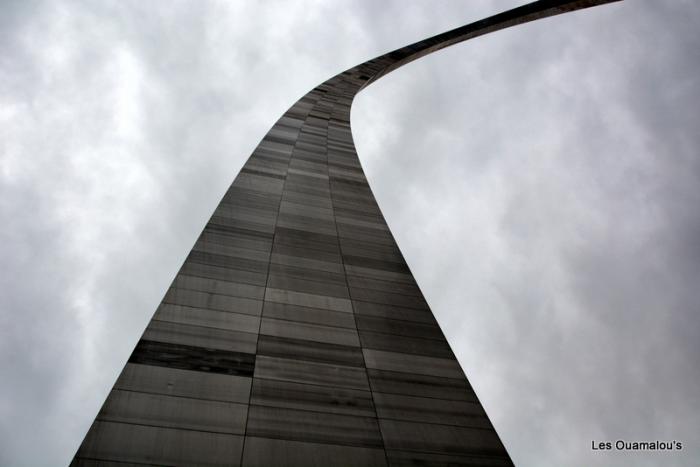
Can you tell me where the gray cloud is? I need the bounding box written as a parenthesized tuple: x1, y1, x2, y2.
(1, 1, 698, 466)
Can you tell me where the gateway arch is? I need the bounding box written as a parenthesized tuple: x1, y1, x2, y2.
(72, 1, 619, 465)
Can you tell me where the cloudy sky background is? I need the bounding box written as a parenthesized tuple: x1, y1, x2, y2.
(1, 0, 698, 465)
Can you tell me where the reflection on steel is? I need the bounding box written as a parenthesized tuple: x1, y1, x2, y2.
(72, 1, 619, 465)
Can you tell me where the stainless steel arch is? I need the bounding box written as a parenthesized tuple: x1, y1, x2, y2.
(72, 1, 619, 465)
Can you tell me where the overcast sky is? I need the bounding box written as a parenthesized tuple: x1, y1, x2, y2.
(1, 1, 698, 466)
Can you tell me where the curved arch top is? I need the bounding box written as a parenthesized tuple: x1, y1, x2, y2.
(72, 1, 619, 466)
